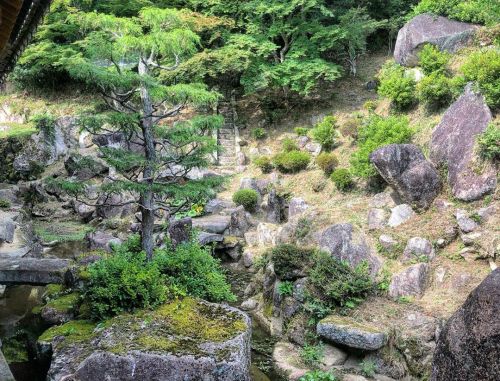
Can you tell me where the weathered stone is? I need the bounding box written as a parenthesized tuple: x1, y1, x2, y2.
(204, 199, 235, 214)
(379, 235, 398, 252)
(402, 237, 435, 263)
(0, 346, 15, 381)
(320, 343, 348, 369)
(64, 154, 108, 180)
(192, 214, 231, 234)
(455, 209, 478, 233)
(287, 315, 308, 346)
(305, 142, 322, 156)
(240, 298, 258, 311)
(288, 198, 309, 219)
(370, 144, 441, 210)
(240, 178, 261, 196)
(168, 217, 192, 248)
(293, 278, 308, 303)
(0, 184, 19, 204)
(73, 201, 95, 221)
(95, 192, 136, 219)
(394, 14, 478, 67)
(389, 263, 429, 299)
(282, 297, 301, 320)
(461, 232, 482, 246)
(228, 206, 251, 237)
(430, 84, 496, 201)
(242, 250, 256, 268)
(0, 213, 15, 243)
(86, 231, 122, 252)
(236, 151, 247, 166)
(197, 231, 224, 246)
(388, 204, 415, 227)
(431, 269, 500, 381)
(0, 258, 74, 286)
(273, 341, 308, 381)
(319, 223, 381, 276)
(317, 316, 388, 351)
(256, 223, 280, 247)
(476, 205, 496, 223)
(266, 189, 285, 223)
(369, 192, 397, 209)
(367, 208, 387, 230)
(243, 231, 258, 247)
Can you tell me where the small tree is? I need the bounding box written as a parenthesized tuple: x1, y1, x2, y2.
(58, 8, 223, 260)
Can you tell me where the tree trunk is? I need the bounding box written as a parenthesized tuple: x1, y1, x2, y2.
(138, 58, 157, 261)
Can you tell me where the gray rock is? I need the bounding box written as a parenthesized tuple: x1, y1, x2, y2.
(273, 341, 308, 381)
(192, 214, 231, 234)
(0, 184, 19, 204)
(320, 343, 348, 369)
(0, 213, 15, 243)
(317, 316, 388, 351)
(282, 297, 301, 320)
(96, 192, 136, 219)
(41, 305, 75, 326)
(0, 346, 15, 381)
(228, 206, 251, 237)
(288, 198, 309, 219)
(73, 202, 95, 221)
(431, 269, 500, 381)
(369, 192, 397, 209)
(266, 189, 285, 223)
(305, 142, 322, 156)
(455, 209, 478, 233)
(370, 144, 441, 210)
(236, 151, 247, 166)
(477, 205, 496, 223)
(256, 223, 280, 246)
(86, 231, 122, 252)
(388, 204, 415, 227)
(402, 237, 435, 263)
(197, 231, 224, 246)
(394, 14, 478, 66)
(168, 217, 192, 248)
(242, 250, 256, 268)
(430, 84, 496, 201)
(367, 208, 387, 230)
(64, 154, 108, 180)
(389, 263, 429, 299)
(240, 299, 258, 311)
(240, 178, 261, 196)
(204, 199, 235, 214)
(293, 278, 308, 303)
(461, 232, 482, 246)
(379, 235, 398, 252)
(319, 223, 381, 276)
(0, 258, 74, 286)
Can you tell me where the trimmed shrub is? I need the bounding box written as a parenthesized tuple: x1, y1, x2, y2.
(270, 244, 315, 280)
(251, 127, 267, 140)
(350, 115, 413, 178)
(411, 0, 499, 26)
(282, 137, 299, 152)
(254, 156, 274, 173)
(330, 168, 354, 191)
(316, 152, 339, 175)
(461, 49, 500, 110)
(273, 150, 311, 173)
(232, 189, 259, 211)
(418, 44, 450, 75)
(478, 123, 500, 161)
(310, 116, 338, 150)
(417, 72, 453, 109)
(295, 127, 309, 136)
(378, 62, 416, 110)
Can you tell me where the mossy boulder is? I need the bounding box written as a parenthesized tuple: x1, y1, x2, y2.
(40, 292, 81, 325)
(39, 298, 251, 381)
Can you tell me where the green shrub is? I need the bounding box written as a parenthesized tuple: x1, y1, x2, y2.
(361, 359, 377, 378)
(232, 189, 259, 211)
(273, 150, 311, 173)
(278, 281, 294, 296)
(411, 0, 499, 26)
(155, 242, 235, 303)
(340, 117, 361, 140)
(300, 371, 338, 381)
(363, 100, 378, 112)
(31, 113, 57, 142)
(461, 49, 500, 109)
(251, 127, 267, 140)
(350, 115, 413, 177)
(417, 72, 453, 109)
(418, 44, 450, 75)
(282, 137, 299, 152)
(295, 217, 312, 239)
(270, 244, 314, 280)
(300, 343, 324, 368)
(330, 168, 354, 191)
(316, 152, 339, 175)
(253, 156, 274, 173)
(0, 199, 10, 209)
(478, 123, 500, 161)
(310, 116, 338, 150)
(378, 62, 416, 110)
(308, 250, 373, 308)
(295, 127, 310, 136)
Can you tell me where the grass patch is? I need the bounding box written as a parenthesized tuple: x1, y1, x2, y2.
(0, 122, 36, 139)
(33, 220, 94, 243)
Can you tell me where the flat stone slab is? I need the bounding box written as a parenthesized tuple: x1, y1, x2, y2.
(0, 348, 15, 381)
(192, 215, 231, 234)
(317, 316, 387, 351)
(0, 258, 74, 285)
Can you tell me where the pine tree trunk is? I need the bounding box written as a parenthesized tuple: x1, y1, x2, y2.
(138, 58, 156, 261)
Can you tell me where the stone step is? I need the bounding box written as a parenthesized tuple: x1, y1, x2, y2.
(0, 258, 74, 286)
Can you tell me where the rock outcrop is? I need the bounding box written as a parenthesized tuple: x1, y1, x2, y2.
(0, 258, 74, 285)
(370, 144, 441, 210)
(430, 84, 496, 201)
(431, 269, 500, 381)
(389, 263, 429, 299)
(394, 14, 478, 66)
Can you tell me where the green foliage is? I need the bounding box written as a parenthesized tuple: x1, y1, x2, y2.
(0, 199, 11, 209)
(277, 281, 294, 297)
(417, 71, 453, 109)
(252, 128, 267, 140)
(310, 116, 338, 150)
(330, 168, 354, 191)
(295, 127, 310, 136)
(340, 117, 362, 140)
(361, 359, 377, 378)
(478, 123, 500, 161)
(295, 217, 312, 240)
(460, 49, 500, 110)
(31, 113, 57, 142)
(418, 44, 450, 75)
(351, 115, 413, 177)
(282, 137, 299, 152)
(253, 156, 274, 174)
(308, 251, 373, 308)
(273, 150, 311, 173)
(316, 152, 339, 175)
(378, 62, 417, 109)
(300, 370, 338, 381)
(300, 342, 324, 368)
(232, 189, 259, 211)
(270, 244, 314, 280)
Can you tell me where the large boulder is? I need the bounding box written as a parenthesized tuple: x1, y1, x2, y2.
(192, 215, 231, 234)
(370, 144, 441, 210)
(318, 223, 381, 276)
(431, 269, 500, 381)
(86, 231, 122, 252)
(394, 14, 478, 66)
(0, 258, 74, 286)
(430, 84, 496, 201)
(39, 298, 251, 381)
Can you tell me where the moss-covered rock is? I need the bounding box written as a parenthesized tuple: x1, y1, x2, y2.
(40, 292, 80, 325)
(39, 297, 251, 381)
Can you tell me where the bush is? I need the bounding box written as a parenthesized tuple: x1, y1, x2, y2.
(308, 250, 373, 308)
(300, 343, 324, 368)
(350, 115, 413, 178)
(417, 72, 453, 109)
(310, 116, 338, 150)
(273, 150, 311, 173)
(295, 127, 310, 136)
(31, 113, 57, 142)
(0, 199, 10, 209)
(251, 127, 267, 140)
(418, 44, 450, 75)
(282, 137, 299, 152)
(478, 123, 500, 161)
(270, 244, 315, 280)
(461, 49, 500, 110)
(155, 242, 235, 303)
(300, 371, 338, 381)
(316, 152, 339, 175)
(232, 189, 259, 211)
(378, 62, 416, 110)
(254, 156, 274, 173)
(340, 117, 361, 140)
(330, 168, 354, 191)
(411, 0, 499, 26)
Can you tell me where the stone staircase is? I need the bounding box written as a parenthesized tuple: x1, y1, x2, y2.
(217, 98, 239, 168)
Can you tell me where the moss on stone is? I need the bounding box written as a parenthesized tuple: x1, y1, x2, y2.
(320, 315, 382, 334)
(38, 320, 96, 344)
(45, 292, 80, 312)
(2, 336, 29, 364)
(45, 284, 64, 298)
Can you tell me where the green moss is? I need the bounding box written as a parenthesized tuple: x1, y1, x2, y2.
(45, 292, 80, 312)
(320, 316, 382, 334)
(2, 336, 29, 364)
(45, 284, 64, 298)
(263, 302, 273, 318)
(38, 320, 96, 344)
(0, 122, 36, 139)
(33, 220, 94, 243)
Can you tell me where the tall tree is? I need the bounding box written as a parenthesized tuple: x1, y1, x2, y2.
(58, 8, 222, 260)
